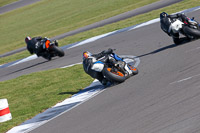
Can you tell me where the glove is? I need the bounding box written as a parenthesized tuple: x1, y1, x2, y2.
(103, 48, 113, 54)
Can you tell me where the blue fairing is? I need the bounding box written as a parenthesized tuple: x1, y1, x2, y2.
(94, 61, 104, 64)
(111, 53, 123, 61)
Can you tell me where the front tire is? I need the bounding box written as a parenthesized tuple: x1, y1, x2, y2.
(129, 65, 138, 75)
(102, 67, 126, 83)
(182, 25, 200, 38)
(52, 46, 65, 57)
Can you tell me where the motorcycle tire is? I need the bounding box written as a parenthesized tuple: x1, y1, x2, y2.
(182, 26, 200, 38)
(52, 46, 65, 57)
(128, 65, 139, 75)
(102, 67, 126, 83)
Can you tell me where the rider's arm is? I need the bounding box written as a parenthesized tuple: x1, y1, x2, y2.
(168, 13, 187, 21)
(168, 14, 179, 19)
(93, 48, 113, 60)
(33, 36, 43, 41)
(92, 52, 105, 60)
(27, 46, 33, 54)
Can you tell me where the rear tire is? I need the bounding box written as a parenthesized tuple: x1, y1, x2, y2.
(102, 67, 126, 83)
(52, 46, 65, 57)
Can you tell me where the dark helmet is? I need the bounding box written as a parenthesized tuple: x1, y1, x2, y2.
(160, 12, 168, 19)
(83, 51, 92, 59)
(25, 36, 32, 43)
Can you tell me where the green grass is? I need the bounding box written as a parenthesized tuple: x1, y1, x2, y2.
(57, 0, 200, 46)
(0, 0, 199, 65)
(0, 0, 19, 7)
(0, 0, 200, 132)
(0, 50, 30, 65)
(0, 0, 159, 55)
(0, 65, 94, 133)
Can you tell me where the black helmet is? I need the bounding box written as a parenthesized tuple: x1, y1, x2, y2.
(25, 36, 32, 43)
(160, 12, 168, 19)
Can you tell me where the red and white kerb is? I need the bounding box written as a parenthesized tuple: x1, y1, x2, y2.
(0, 99, 12, 123)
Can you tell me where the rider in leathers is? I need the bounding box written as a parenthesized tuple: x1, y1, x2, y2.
(25, 36, 43, 55)
(83, 49, 114, 85)
(25, 36, 58, 58)
(160, 12, 189, 44)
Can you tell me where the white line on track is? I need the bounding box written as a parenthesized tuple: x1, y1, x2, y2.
(60, 62, 82, 68)
(170, 73, 200, 85)
(7, 55, 140, 133)
(1, 6, 200, 69)
(4, 5, 200, 133)
(7, 80, 105, 133)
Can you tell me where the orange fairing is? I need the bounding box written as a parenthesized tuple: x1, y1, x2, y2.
(45, 40, 51, 49)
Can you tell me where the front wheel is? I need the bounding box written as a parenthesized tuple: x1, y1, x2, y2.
(182, 25, 200, 38)
(102, 67, 126, 83)
(52, 46, 65, 57)
(128, 65, 138, 75)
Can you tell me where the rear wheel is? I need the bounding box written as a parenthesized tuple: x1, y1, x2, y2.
(102, 67, 126, 83)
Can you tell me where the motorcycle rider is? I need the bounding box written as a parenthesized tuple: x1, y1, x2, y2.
(25, 36, 58, 58)
(82, 49, 114, 86)
(82, 48, 136, 85)
(160, 12, 190, 44)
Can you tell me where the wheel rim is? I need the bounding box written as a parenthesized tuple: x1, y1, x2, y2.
(107, 68, 124, 77)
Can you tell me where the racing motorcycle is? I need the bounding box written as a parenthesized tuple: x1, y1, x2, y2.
(99, 50, 138, 84)
(169, 16, 200, 44)
(34, 38, 64, 60)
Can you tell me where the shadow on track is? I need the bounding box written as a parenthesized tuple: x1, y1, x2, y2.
(7, 60, 49, 75)
(137, 37, 192, 58)
(58, 91, 81, 95)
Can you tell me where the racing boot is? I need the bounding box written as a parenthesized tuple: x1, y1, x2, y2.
(101, 78, 108, 86)
(42, 52, 52, 61)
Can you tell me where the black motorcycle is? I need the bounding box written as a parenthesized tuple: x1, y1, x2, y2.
(28, 38, 65, 60)
(41, 38, 64, 60)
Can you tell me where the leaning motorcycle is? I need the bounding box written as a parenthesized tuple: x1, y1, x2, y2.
(98, 51, 138, 84)
(39, 38, 64, 60)
(170, 17, 200, 44)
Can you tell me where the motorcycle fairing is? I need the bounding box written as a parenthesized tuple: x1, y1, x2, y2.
(92, 61, 104, 72)
(110, 53, 123, 61)
(170, 19, 184, 33)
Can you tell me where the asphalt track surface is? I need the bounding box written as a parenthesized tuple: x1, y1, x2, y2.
(1, 8, 200, 132)
(0, 0, 183, 58)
